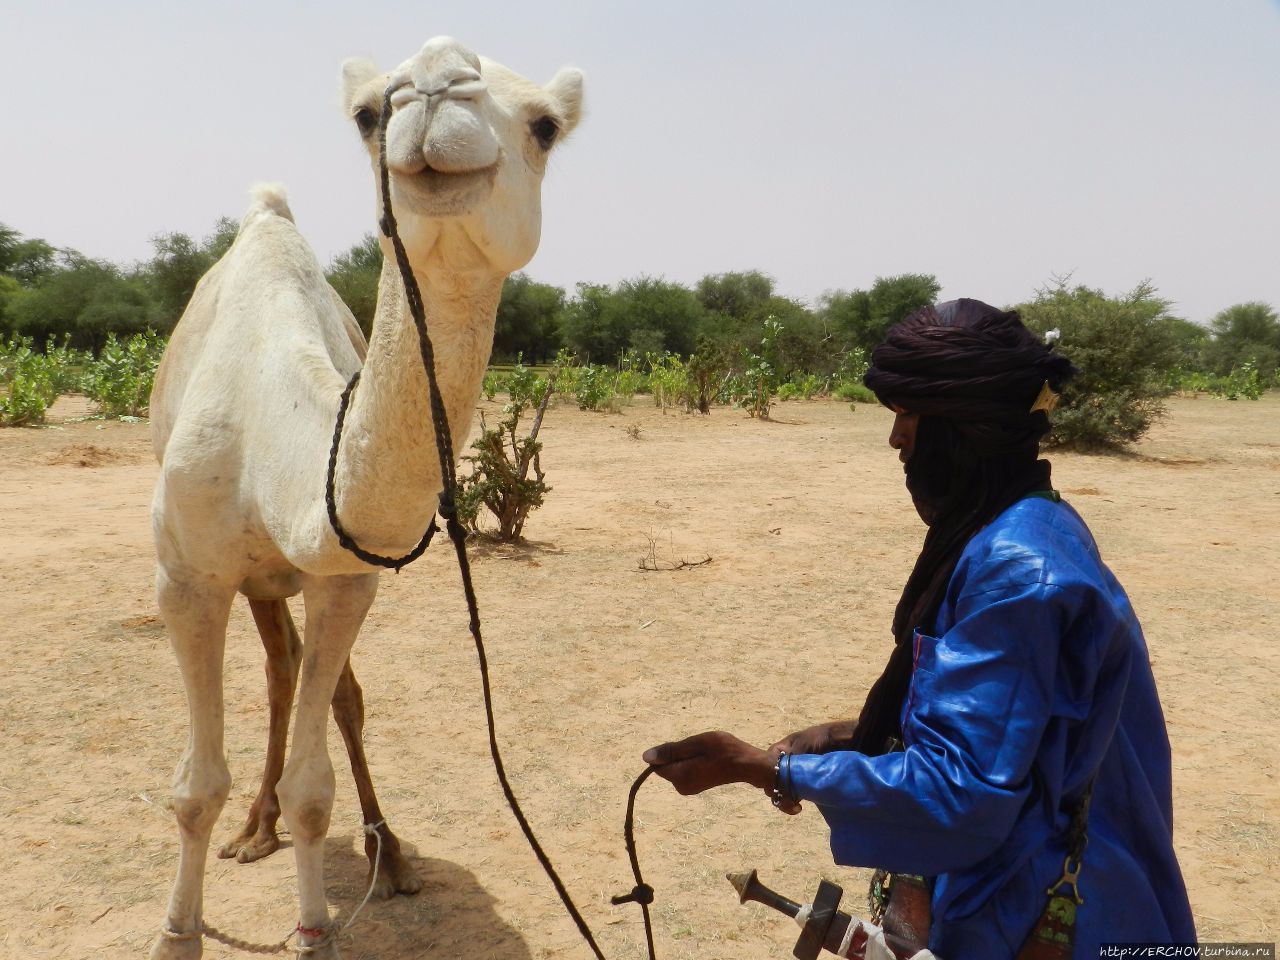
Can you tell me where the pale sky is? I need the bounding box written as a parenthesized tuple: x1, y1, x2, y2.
(4, 1, 1278, 325)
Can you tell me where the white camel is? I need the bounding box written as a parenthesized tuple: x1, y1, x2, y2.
(148, 36, 583, 959)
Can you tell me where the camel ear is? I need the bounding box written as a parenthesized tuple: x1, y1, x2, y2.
(340, 57, 381, 105)
(544, 67, 584, 136)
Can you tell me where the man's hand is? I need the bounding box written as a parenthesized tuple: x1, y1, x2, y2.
(769, 719, 858, 757)
(642, 731, 774, 796)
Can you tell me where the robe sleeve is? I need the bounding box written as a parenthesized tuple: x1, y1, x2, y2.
(784, 576, 1081, 875)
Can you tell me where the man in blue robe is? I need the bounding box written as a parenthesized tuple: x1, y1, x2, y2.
(643, 300, 1195, 956)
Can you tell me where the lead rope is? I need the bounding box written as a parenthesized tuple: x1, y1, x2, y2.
(320, 86, 657, 960)
(612, 766, 658, 958)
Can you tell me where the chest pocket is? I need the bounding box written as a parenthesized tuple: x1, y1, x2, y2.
(903, 628, 939, 730)
(903, 621, 1040, 784)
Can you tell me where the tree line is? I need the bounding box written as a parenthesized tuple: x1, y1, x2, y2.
(0, 220, 239, 353)
(2, 217, 1277, 448)
(5, 218, 1275, 384)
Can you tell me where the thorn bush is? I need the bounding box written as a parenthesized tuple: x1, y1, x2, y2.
(456, 361, 558, 542)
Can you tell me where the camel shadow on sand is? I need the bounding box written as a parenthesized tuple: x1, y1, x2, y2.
(322, 836, 532, 960)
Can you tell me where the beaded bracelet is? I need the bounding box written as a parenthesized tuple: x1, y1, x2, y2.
(771, 751, 797, 808)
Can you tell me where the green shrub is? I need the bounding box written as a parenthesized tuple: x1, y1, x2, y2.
(735, 316, 784, 418)
(456, 368, 558, 541)
(501, 356, 550, 407)
(1162, 366, 1210, 395)
(646, 351, 688, 412)
(837, 346, 869, 383)
(573, 363, 617, 411)
(1018, 281, 1181, 451)
(482, 370, 501, 401)
(0, 338, 61, 426)
(831, 347, 876, 404)
(0, 335, 34, 383)
(1214, 360, 1264, 401)
(739, 355, 775, 418)
(1165, 362, 1265, 400)
(548, 348, 584, 399)
(685, 336, 733, 414)
(43, 336, 89, 394)
(613, 352, 648, 401)
(777, 372, 822, 401)
(836, 381, 877, 404)
(81, 330, 164, 418)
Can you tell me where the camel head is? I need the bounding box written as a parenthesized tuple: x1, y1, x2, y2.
(342, 37, 583, 278)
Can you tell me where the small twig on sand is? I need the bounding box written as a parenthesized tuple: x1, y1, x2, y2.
(638, 554, 713, 572)
(92, 906, 112, 924)
(637, 531, 712, 571)
(675, 556, 713, 569)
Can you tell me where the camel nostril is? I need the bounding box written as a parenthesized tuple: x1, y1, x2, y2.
(442, 76, 487, 100)
(389, 86, 418, 109)
(389, 73, 487, 107)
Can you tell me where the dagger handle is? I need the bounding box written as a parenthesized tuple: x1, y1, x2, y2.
(727, 870, 924, 959)
(729, 869, 804, 917)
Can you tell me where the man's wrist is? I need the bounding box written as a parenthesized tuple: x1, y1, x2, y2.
(771, 751, 798, 807)
(827, 720, 857, 750)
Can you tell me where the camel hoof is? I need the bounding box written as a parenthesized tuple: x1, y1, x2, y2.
(217, 830, 279, 863)
(297, 938, 342, 960)
(369, 848, 423, 899)
(149, 930, 202, 960)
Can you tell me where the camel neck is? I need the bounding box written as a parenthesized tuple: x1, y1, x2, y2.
(331, 257, 501, 554)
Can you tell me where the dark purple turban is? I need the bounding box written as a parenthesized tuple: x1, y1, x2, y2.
(864, 298, 1076, 454)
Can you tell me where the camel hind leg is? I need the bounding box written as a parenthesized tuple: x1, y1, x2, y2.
(220, 598, 422, 897)
(217, 597, 301, 863)
(333, 661, 423, 897)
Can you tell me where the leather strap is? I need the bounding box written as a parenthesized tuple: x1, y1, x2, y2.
(880, 874, 930, 951)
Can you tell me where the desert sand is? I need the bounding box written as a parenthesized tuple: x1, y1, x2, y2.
(1, 392, 1276, 959)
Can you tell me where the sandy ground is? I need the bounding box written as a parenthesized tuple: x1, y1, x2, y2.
(0, 392, 1277, 959)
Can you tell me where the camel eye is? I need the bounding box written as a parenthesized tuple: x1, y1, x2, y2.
(353, 107, 378, 137)
(530, 116, 559, 150)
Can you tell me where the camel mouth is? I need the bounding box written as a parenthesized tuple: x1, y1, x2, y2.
(391, 161, 499, 215)
(420, 161, 497, 184)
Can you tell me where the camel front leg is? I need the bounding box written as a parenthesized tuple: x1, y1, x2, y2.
(278, 573, 378, 960)
(150, 570, 236, 960)
(218, 597, 302, 863)
(332, 661, 423, 898)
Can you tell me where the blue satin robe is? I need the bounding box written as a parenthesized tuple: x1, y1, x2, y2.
(783, 497, 1195, 956)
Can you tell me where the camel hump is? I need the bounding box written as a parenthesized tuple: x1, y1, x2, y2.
(243, 182, 295, 226)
